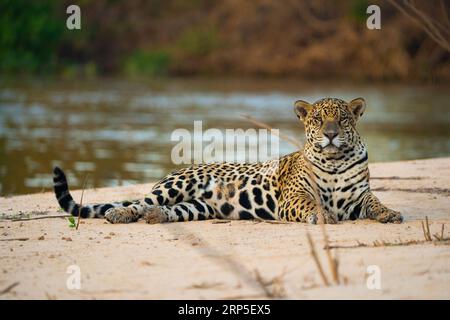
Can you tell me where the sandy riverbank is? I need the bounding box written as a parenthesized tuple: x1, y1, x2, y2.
(0, 157, 449, 299)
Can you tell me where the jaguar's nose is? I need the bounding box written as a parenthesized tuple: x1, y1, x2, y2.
(324, 131, 338, 141)
(323, 120, 338, 141)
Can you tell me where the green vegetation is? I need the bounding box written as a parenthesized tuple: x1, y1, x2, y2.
(68, 216, 76, 228)
(176, 27, 220, 57)
(0, 0, 64, 74)
(349, 0, 370, 23)
(123, 50, 171, 76)
(0, 1, 448, 82)
(0, 0, 94, 76)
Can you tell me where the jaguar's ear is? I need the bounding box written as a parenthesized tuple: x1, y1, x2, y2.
(294, 100, 313, 122)
(348, 98, 366, 121)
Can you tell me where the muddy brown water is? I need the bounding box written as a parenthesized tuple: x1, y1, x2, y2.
(1, 78, 449, 195)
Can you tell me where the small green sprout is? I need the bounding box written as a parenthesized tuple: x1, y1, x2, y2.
(68, 216, 76, 228)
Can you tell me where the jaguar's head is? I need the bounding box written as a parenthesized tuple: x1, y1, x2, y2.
(294, 97, 366, 156)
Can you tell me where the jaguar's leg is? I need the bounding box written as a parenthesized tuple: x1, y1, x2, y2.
(360, 191, 403, 223)
(143, 198, 217, 224)
(104, 201, 151, 224)
(279, 191, 337, 224)
(105, 179, 201, 224)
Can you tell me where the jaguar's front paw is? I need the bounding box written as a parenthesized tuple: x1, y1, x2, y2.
(305, 210, 337, 224)
(375, 208, 403, 224)
(322, 210, 338, 224)
(308, 211, 338, 224)
(105, 207, 139, 224)
(142, 206, 168, 224)
(306, 213, 318, 224)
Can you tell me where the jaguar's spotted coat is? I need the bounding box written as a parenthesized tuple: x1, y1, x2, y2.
(53, 97, 403, 224)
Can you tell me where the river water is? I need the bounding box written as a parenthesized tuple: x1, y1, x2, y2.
(1, 78, 449, 195)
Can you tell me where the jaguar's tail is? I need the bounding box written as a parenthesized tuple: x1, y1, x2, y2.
(53, 166, 135, 218)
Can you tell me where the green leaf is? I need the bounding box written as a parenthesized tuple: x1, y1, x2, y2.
(68, 216, 76, 228)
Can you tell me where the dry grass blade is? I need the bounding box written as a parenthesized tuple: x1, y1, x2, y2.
(255, 218, 291, 225)
(254, 269, 286, 299)
(254, 269, 273, 298)
(388, 0, 450, 52)
(421, 221, 427, 240)
(0, 282, 19, 295)
(332, 251, 340, 283)
(240, 113, 302, 149)
(425, 216, 431, 241)
(370, 176, 423, 180)
(76, 174, 89, 230)
(421, 219, 432, 241)
(8, 214, 71, 221)
(211, 220, 231, 224)
(321, 224, 340, 284)
(440, 0, 450, 28)
(187, 281, 223, 290)
(405, 0, 450, 37)
(0, 237, 29, 242)
(433, 224, 446, 241)
(328, 221, 449, 249)
(306, 232, 329, 286)
(303, 158, 339, 286)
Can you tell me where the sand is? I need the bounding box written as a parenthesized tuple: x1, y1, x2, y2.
(0, 157, 449, 299)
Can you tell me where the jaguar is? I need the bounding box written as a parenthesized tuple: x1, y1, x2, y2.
(53, 97, 403, 224)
